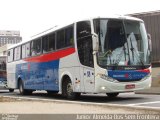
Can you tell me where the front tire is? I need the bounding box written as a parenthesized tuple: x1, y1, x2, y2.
(47, 91, 58, 95)
(9, 89, 14, 92)
(62, 78, 80, 99)
(106, 93, 119, 98)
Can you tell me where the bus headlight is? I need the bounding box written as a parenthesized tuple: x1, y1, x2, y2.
(98, 74, 117, 82)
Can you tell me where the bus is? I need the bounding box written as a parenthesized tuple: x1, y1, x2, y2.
(7, 15, 152, 99)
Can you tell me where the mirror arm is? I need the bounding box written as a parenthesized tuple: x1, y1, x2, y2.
(92, 33, 99, 51)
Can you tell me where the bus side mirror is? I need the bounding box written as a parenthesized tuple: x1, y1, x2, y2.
(92, 33, 99, 52)
(147, 33, 152, 52)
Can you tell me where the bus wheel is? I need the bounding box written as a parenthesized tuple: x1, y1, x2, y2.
(19, 80, 32, 95)
(106, 93, 119, 98)
(9, 89, 14, 92)
(62, 78, 80, 99)
(47, 91, 58, 96)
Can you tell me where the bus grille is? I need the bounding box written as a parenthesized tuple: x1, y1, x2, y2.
(117, 79, 141, 82)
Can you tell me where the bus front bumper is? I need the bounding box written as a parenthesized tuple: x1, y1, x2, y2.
(94, 75, 152, 93)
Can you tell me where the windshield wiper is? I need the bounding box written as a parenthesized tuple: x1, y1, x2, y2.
(130, 37, 135, 62)
(123, 45, 127, 61)
(129, 37, 144, 66)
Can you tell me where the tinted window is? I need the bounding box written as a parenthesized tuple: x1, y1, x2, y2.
(26, 42, 31, 57)
(77, 36, 93, 67)
(77, 21, 93, 67)
(56, 25, 74, 49)
(77, 21, 91, 39)
(42, 33, 55, 53)
(65, 26, 74, 46)
(14, 46, 21, 60)
(8, 49, 13, 62)
(57, 29, 65, 49)
(42, 35, 48, 53)
(22, 44, 26, 58)
(31, 38, 41, 56)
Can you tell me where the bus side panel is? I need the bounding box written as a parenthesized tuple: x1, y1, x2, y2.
(16, 60, 59, 91)
(43, 60, 59, 91)
(59, 52, 85, 92)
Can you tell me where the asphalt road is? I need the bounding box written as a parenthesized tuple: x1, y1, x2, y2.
(0, 89, 160, 109)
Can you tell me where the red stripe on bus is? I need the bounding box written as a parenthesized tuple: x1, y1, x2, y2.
(137, 69, 150, 73)
(24, 47, 75, 62)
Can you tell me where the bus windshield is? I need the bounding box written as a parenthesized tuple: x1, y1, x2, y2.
(94, 18, 151, 67)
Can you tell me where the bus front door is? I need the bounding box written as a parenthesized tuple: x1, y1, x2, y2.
(83, 67, 95, 92)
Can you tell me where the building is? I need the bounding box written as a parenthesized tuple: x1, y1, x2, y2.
(0, 30, 22, 71)
(0, 44, 12, 56)
(0, 30, 22, 47)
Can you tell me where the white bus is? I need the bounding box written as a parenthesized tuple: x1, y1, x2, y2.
(7, 16, 152, 99)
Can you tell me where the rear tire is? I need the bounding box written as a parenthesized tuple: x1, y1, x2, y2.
(9, 89, 14, 92)
(62, 77, 80, 100)
(19, 80, 32, 95)
(106, 93, 119, 98)
(47, 91, 58, 95)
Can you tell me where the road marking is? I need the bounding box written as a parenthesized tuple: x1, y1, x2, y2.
(127, 101, 160, 106)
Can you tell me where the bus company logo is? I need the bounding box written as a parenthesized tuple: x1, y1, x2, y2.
(125, 74, 129, 78)
(125, 74, 132, 79)
(113, 74, 133, 79)
(113, 75, 125, 78)
(124, 67, 136, 70)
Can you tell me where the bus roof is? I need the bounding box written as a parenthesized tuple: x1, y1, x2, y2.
(8, 15, 143, 50)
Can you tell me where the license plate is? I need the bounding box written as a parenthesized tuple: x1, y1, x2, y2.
(125, 84, 135, 89)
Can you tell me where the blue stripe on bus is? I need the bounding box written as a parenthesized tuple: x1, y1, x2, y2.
(108, 70, 149, 81)
(16, 60, 59, 91)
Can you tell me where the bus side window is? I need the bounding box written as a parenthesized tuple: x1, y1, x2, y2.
(8, 49, 13, 62)
(57, 29, 65, 49)
(42, 35, 49, 53)
(22, 44, 26, 59)
(48, 33, 55, 51)
(65, 25, 74, 46)
(26, 42, 31, 57)
(77, 21, 93, 67)
(31, 38, 41, 56)
(77, 21, 91, 39)
(42, 33, 55, 53)
(14, 46, 21, 61)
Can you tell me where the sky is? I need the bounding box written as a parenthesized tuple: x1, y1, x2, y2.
(0, 0, 160, 40)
